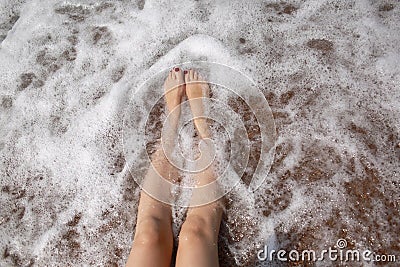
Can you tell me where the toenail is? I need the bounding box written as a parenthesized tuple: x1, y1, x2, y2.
(184, 70, 188, 74)
(175, 67, 180, 72)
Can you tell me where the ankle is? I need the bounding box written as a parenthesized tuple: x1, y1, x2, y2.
(195, 119, 210, 139)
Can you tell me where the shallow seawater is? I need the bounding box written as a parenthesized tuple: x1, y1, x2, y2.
(1, 0, 399, 266)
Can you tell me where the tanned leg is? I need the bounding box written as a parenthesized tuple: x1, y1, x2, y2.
(176, 69, 223, 267)
(126, 67, 185, 267)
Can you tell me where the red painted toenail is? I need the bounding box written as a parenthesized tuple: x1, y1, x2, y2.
(175, 67, 180, 72)
(184, 70, 188, 74)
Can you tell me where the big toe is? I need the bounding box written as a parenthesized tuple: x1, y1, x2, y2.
(173, 67, 184, 83)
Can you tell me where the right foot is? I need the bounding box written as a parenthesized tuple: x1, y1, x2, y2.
(185, 69, 211, 139)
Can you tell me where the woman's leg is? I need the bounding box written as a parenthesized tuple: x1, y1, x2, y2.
(125, 176, 173, 267)
(126, 68, 185, 267)
(175, 159, 223, 267)
(176, 70, 224, 267)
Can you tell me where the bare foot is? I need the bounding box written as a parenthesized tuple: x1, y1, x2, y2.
(164, 67, 185, 127)
(185, 69, 211, 139)
(152, 67, 185, 183)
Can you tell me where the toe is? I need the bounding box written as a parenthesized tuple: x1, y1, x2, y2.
(189, 69, 194, 80)
(175, 67, 184, 83)
(184, 70, 189, 82)
(171, 68, 176, 79)
(193, 71, 198, 80)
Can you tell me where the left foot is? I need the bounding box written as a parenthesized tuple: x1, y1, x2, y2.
(160, 67, 185, 171)
(164, 67, 185, 126)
